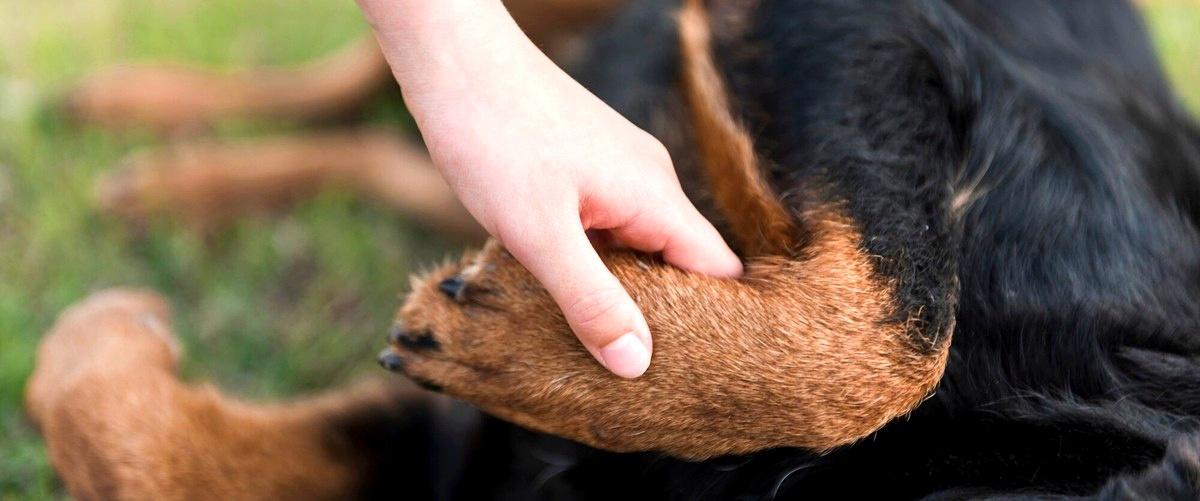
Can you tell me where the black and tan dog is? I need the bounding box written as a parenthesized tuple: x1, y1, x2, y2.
(25, 0, 1200, 498)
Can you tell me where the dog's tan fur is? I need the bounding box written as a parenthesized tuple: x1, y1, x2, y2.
(392, 213, 948, 458)
(66, 1, 629, 134)
(96, 129, 483, 237)
(68, 38, 392, 133)
(677, 0, 797, 256)
(26, 290, 438, 499)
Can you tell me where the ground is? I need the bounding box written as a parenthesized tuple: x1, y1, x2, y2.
(0, 0, 1196, 498)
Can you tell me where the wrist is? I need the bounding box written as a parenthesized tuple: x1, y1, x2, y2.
(363, 0, 564, 134)
(365, 0, 486, 33)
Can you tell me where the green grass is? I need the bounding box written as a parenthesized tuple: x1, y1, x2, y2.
(0, 0, 1197, 498)
(0, 0, 451, 497)
(1145, 0, 1200, 113)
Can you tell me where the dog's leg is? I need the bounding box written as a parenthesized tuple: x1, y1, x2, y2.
(384, 220, 949, 460)
(26, 289, 469, 500)
(378, 0, 960, 460)
(96, 129, 484, 239)
(68, 0, 629, 132)
(675, 0, 797, 257)
(68, 38, 391, 133)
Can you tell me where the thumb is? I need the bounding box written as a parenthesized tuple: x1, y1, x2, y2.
(612, 196, 743, 279)
(659, 202, 743, 278)
(504, 223, 652, 379)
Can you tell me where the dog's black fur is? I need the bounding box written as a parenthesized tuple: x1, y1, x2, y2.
(348, 0, 1200, 498)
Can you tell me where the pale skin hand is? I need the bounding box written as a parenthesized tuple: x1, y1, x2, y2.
(357, 0, 742, 378)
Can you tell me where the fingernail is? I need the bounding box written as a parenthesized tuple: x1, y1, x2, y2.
(599, 332, 651, 379)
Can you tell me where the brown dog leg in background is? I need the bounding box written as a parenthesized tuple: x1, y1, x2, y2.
(67, 37, 392, 133)
(66, 0, 629, 133)
(26, 289, 459, 500)
(95, 129, 484, 239)
(74, 0, 629, 234)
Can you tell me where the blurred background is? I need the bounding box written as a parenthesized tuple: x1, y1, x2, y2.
(0, 0, 1196, 498)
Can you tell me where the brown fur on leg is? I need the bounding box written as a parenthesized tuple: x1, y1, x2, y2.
(678, 0, 798, 257)
(96, 129, 484, 239)
(68, 38, 391, 133)
(67, 0, 629, 133)
(26, 289, 445, 500)
(386, 218, 948, 459)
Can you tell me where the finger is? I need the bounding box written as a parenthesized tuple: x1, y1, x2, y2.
(660, 203, 744, 277)
(611, 195, 743, 278)
(504, 223, 652, 379)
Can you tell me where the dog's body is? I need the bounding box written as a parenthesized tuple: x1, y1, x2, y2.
(26, 0, 1200, 499)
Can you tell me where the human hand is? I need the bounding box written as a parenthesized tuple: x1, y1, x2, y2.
(359, 0, 742, 378)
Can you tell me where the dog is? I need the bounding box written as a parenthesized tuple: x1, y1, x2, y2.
(25, 0, 1200, 498)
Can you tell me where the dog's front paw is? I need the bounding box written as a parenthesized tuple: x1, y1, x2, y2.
(379, 241, 602, 431)
(380, 241, 827, 459)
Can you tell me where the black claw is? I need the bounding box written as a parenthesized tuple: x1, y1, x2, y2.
(387, 323, 441, 352)
(377, 349, 405, 372)
(438, 276, 467, 302)
(398, 331, 441, 351)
